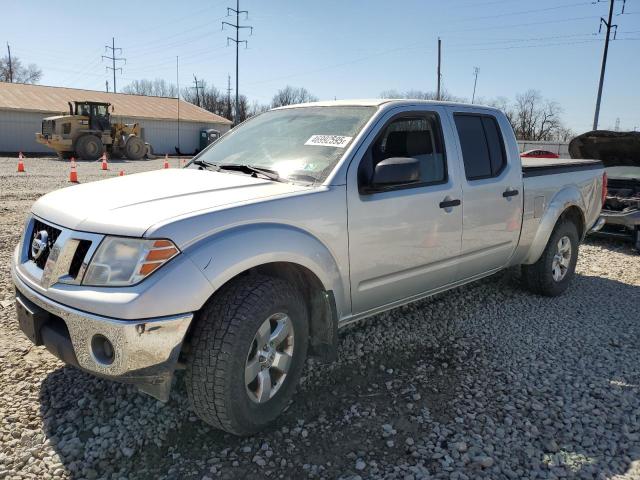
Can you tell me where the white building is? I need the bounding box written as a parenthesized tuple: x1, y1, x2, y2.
(0, 82, 232, 155)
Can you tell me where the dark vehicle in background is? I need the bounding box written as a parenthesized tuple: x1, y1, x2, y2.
(571, 130, 640, 251)
(520, 149, 560, 159)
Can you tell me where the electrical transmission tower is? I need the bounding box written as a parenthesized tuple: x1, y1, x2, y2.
(592, 0, 626, 130)
(102, 37, 126, 93)
(191, 75, 205, 107)
(223, 0, 253, 125)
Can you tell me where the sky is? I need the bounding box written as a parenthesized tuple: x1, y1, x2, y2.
(4, 0, 640, 133)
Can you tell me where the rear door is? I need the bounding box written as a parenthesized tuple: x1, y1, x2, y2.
(347, 106, 463, 314)
(450, 109, 523, 280)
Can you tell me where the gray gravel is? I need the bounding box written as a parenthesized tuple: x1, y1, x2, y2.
(1, 155, 639, 479)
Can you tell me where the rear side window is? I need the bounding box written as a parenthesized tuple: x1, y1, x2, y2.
(454, 114, 506, 180)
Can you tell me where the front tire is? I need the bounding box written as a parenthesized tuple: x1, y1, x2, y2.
(522, 219, 579, 296)
(124, 136, 146, 160)
(186, 274, 309, 435)
(75, 135, 103, 161)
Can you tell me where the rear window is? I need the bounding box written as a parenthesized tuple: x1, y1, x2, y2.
(454, 114, 506, 180)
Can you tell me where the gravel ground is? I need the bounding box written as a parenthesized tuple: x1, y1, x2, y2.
(1, 155, 639, 480)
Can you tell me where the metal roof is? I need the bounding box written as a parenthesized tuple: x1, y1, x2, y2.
(0, 82, 232, 124)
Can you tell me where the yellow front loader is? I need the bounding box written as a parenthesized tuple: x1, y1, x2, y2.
(35, 101, 149, 160)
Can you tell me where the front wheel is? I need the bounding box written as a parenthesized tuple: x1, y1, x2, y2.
(185, 275, 308, 435)
(522, 219, 579, 296)
(124, 136, 146, 160)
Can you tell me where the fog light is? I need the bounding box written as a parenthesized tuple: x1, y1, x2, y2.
(91, 334, 115, 365)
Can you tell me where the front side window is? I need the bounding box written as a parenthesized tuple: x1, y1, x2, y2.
(195, 106, 376, 183)
(358, 112, 447, 189)
(454, 114, 506, 180)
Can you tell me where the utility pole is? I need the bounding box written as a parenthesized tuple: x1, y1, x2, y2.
(106, 80, 109, 93)
(614, 117, 620, 131)
(436, 38, 442, 101)
(192, 75, 204, 107)
(227, 74, 233, 121)
(593, 0, 625, 131)
(471, 67, 480, 104)
(6, 43, 13, 82)
(177, 56, 180, 153)
(102, 37, 125, 93)
(223, 0, 253, 125)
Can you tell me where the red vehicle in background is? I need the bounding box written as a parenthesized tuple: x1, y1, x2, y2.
(520, 149, 560, 159)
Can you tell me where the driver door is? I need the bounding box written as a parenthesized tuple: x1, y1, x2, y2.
(346, 107, 463, 315)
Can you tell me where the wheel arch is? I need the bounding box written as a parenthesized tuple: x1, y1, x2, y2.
(522, 186, 586, 265)
(182, 224, 347, 361)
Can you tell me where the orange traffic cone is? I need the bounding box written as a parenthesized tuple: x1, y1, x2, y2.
(69, 163, 79, 183)
(119, 170, 125, 176)
(163, 154, 169, 169)
(70, 157, 77, 168)
(101, 152, 108, 171)
(17, 152, 25, 173)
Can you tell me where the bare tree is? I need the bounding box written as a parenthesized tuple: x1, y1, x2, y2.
(122, 78, 177, 97)
(271, 86, 318, 108)
(511, 89, 565, 141)
(380, 89, 464, 102)
(247, 100, 270, 117)
(0, 56, 42, 84)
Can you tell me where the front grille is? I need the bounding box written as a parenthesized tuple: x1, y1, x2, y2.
(42, 120, 54, 136)
(68, 240, 92, 279)
(28, 219, 62, 269)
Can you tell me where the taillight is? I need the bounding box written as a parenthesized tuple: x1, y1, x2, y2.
(601, 171, 608, 206)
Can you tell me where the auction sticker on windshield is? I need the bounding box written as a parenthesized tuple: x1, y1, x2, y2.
(305, 135, 353, 148)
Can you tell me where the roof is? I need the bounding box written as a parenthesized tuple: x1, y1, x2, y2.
(277, 98, 498, 111)
(0, 82, 232, 125)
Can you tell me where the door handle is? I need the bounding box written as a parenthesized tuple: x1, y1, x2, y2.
(502, 189, 519, 198)
(439, 198, 461, 208)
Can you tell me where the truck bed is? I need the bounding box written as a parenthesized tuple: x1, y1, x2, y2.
(521, 158, 603, 177)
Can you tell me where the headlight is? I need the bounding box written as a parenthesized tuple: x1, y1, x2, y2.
(83, 237, 179, 286)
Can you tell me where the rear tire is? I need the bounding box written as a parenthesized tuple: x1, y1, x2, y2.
(75, 135, 103, 161)
(522, 219, 579, 296)
(185, 274, 309, 436)
(124, 136, 146, 160)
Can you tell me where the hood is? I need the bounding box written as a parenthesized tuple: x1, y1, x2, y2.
(31, 168, 313, 237)
(569, 130, 640, 169)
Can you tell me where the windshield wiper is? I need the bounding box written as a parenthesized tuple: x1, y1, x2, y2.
(190, 159, 219, 170)
(218, 164, 284, 182)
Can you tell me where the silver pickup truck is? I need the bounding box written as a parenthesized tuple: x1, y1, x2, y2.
(12, 100, 605, 435)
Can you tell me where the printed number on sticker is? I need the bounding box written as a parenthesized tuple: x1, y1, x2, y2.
(305, 135, 353, 148)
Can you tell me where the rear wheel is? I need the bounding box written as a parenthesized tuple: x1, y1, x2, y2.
(522, 219, 579, 296)
(124, 136, 146, 160)
(75, 135, 103, 160)
(185, 274, 309, 435)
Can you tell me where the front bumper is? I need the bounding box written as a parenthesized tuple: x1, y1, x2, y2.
(593, 208, 640, 246)
(12, 266, 193, 401)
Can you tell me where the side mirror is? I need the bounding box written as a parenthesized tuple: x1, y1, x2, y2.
(371, 157, 420, 189)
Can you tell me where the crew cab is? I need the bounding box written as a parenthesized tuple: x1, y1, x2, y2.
(11, 100, 605, 435)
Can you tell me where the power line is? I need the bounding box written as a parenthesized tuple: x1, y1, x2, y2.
(593, 0, 626, 130)
(223, 0, 253, 125)
(102, 37, 126, 93)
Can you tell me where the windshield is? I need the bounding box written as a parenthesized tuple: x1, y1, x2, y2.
(194, 106, 376, 183)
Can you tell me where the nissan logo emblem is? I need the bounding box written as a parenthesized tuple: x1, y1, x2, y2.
(31, 230, 49, 260)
